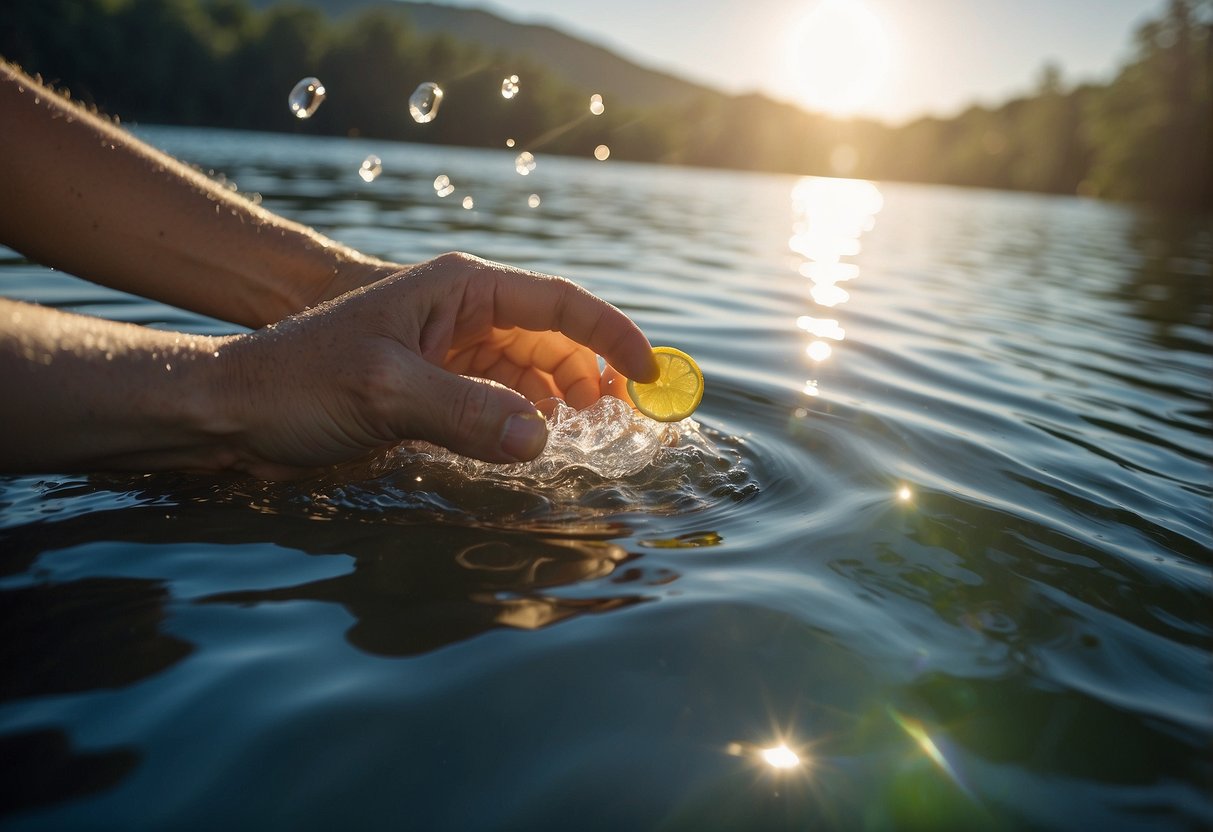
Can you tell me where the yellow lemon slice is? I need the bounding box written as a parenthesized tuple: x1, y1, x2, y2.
(626, 346, 704, 422)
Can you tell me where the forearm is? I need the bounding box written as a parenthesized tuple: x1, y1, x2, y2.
(0, 61, 393, 328)
(0, 299, 242, 473)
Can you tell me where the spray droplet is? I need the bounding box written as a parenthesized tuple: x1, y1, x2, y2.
(514, 151, 536, 176)
(409, 82, 443, 123)
(462, 195, 474, 210)
(433, 174, 454, 198)
(589, 93, 605, 115)
(358, 154, 382, 183)
(527, 193, 541, 208)
(288, 77, 326, 119)
(505, 138, 515, 148)
(501, 74, 520, 99)
(594, 144, 610, 161)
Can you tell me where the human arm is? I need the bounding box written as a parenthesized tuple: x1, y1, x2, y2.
(0, 60, 394, 329)
(0, 254, 658, 476)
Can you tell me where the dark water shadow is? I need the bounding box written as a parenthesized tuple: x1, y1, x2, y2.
(0, 729, 140, 819)
(0, 576, 181, 817)
(1, 473, 669, 658)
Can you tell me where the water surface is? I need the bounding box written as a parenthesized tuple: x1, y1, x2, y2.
(1, 127, 1210, 830)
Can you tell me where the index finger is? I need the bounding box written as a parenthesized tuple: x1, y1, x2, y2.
(489, 268, 659, 383)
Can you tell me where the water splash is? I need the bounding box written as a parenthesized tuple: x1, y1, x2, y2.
(288, 77, 325, 119)
(428, 397, 682, 482)
(514, 151, 536, 176)
(358, 154, 382, 183)
(409, 82, 443, 123)
(334, 396, 759, 523)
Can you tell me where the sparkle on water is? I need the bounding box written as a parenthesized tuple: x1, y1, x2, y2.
(806, 340, 832, 362)
(527, 193, 541, 208)
(594, 144, 610, 161)
(461, 195, 474, 210)
(433, 174, 454, 198)
(408, 82, 443, 124)
(357, 154, 382, 183)
(589, 93, 605, 116)
(514, 151, 536, 176)
(501, 74, 520, 99)
(287, 77, 325, 119)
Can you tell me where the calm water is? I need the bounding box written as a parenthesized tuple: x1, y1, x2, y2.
(1, 127, 1210, 830)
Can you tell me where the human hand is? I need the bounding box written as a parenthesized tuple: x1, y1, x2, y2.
(216, 252, 658, 477)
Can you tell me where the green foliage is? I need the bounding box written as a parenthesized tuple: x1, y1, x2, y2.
(1, 0, 1208, 208)
(1084, 0, 1212, 207)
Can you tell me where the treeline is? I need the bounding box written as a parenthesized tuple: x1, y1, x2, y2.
(2, 0, 1209, 208)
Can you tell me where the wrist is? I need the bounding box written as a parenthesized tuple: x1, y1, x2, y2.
(162, 334, 255, 473)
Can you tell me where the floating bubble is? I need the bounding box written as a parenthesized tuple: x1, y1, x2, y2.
(501, 74, 520, 99)
(409, 82, 443, 123)
(514, 151, 536, 176)
(433, 174, 454, 198)
(358, 154, 382, 183)
(594, 144, 610, 161)
(462, 195, 474, 209)
(288, 77, 326, 119)
(589, 93, 605, 115)
(527, 193, 541, 208)
(505, 138, 515, 148)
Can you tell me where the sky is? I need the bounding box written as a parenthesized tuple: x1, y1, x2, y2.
(427, 0, 1166, 124)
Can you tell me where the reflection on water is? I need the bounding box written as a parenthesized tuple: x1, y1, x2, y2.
(0, 128, 1210, 829)
(789, 176, 883, 401)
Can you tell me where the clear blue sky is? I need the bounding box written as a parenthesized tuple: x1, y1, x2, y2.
(426, 0, 1165, 123)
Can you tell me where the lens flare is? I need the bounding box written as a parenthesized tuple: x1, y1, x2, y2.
(761, 744, 801, 769)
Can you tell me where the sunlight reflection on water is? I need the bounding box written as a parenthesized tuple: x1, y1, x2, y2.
(789, 176, 883, 399)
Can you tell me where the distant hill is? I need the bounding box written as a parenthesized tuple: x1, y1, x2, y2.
(245, 0, 720, 109)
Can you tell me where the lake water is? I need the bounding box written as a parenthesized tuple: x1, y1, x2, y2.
(1, 126, 1210, 830)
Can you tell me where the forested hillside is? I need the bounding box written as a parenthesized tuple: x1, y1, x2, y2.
(2, 0, 1208, 207)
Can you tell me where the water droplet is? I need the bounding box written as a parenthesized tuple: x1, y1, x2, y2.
(288, 77, 326, 119)
(527, 193, 541, 208)
(462, 195, 474, 210)
(505, 138, 515, 148)
(593, 144, 610, 161)
(589, 93, 605, 115)
(433, 174, 454, 198)
(501, 74, 520, 99)
(514, 151, 536, 176)
(358, 154, 382, 183)
(409, 82, 444, 123)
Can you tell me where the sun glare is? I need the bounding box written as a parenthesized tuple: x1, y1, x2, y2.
(788, 0, 890, 116)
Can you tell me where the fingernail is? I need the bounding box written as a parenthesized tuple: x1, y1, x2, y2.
(499, 410, 547, 461)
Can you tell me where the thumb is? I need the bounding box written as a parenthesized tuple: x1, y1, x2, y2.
(420, 371, 549, 463)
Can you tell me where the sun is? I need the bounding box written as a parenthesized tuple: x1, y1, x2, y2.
(787, 0, 891, 116)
